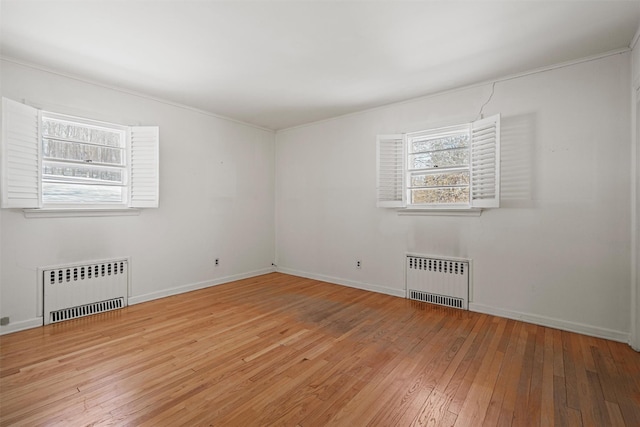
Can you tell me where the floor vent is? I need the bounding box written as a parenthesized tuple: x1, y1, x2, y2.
(406, 255, 469, 310)
(43, 259, 128, 325)
(50, 297, 124, 323)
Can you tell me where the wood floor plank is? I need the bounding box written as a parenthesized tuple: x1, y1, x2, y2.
(1, 272, 639, 426)
(366, 315, 475, 426)
(443, 315, 496, 414)
(540, 327, 555, 426)
(605, 340, 640, 425)
(553, 374, 571, 426)
(563, 330, 581, 410)
(606, 400, 628, 427)
(453, 318, 507, 426)
(409, 389, 453, 427)
(586, 370, 612, 426)
(570, 332, 601, 426)
(553, 328, 565, 378)
(528, 326, 546, 425)
(496, 321, 529, 426)
(434, 314, 488, 395)
(481, 321, 524, 425)
(512, 323, 538, 426)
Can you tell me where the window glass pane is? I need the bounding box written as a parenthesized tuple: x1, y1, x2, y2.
(409, 148, 468, 170)
(411, 133, 469, 153)
(410, 171, 469, 188)
(43, 139, 124, 165)
(42, 118, 122, 147)
(42, 182, 125, 204)
(39, 114, 132, 207)
(43, 162, 124, 184)
(411, 187, 469, 204)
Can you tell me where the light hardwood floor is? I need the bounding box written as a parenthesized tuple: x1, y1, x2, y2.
(1, 273, 639, 426)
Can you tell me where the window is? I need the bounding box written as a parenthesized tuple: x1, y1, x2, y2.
(41, 112, 128, 205)
(1, 98, 159, 210)
(376, 114, 500, 210)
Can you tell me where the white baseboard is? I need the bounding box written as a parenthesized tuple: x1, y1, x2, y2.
(276, 267, 406, 298)
(4, 269, 629, 347)
(0, 268, 276, 336)
(128, 267, 276, 305)
(275, 268, 629, 344)
(0, 317, 43, 335)
(469, 302, 629, 343)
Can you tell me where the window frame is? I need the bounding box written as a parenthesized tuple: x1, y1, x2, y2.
(1, 97, 159, 211)
(376, 114, 500, 211)
(405, 123, 472, 209)
(40, 111, 130, 209)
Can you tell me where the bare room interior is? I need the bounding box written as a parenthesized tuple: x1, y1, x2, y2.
(1, 1, 640, 425)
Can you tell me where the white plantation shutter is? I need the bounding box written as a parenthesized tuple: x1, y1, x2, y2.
(470, 114, 500, 208)
(129, 126, 159, 208)
(1, 98, 41, 208)
(376, 134, 406, 208)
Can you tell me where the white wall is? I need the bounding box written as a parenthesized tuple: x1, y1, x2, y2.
(275, 53, 632, 342)
(1, 52, 634, 344)
(0, 60, 276, 334)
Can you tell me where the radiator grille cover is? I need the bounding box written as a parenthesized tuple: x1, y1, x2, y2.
(406, 255, 469, 310)
(50, 298, 124, 323)
(409, 290, 464, 309)
(43, 259, 128, 325)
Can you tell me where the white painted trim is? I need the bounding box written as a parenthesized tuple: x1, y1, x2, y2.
(470, 302, 628, 343)
(3, 269, 630, 345)
(0, 56, 275, 133)
(398, 208, 482, 217)
(0, 317, 43, 335)
(128, 267, 276, 305)
(1, 267, 274, 335)
(276, 267, 406, 298)
(275, 269, 626, 342)
(23, 208, 141, 218)
(630, 25, 640, 50)
(631, 67, 640, 351)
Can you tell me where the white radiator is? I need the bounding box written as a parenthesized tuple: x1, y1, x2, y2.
(406, 255, 469, 309)
(43, 259, 128, 324)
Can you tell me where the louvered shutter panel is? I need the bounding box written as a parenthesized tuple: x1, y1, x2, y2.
(1, 98, 41, 208)
(376, 134, 406, 208)
(470, 114, 500, 208)
(129, 126, 159, 208)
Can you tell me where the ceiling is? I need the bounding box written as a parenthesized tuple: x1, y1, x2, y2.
(1, 1, 639, 131)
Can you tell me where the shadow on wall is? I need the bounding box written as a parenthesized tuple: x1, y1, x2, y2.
(500, 113, 536, 209)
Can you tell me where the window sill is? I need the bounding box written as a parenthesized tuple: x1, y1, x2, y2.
(23, 208, 141, 218)
(397, 208, 482, 217)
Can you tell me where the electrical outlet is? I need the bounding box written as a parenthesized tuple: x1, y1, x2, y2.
(0, 317, 9, 326)
(215, 258, 220, 267)
(356, 260, 362, 269)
